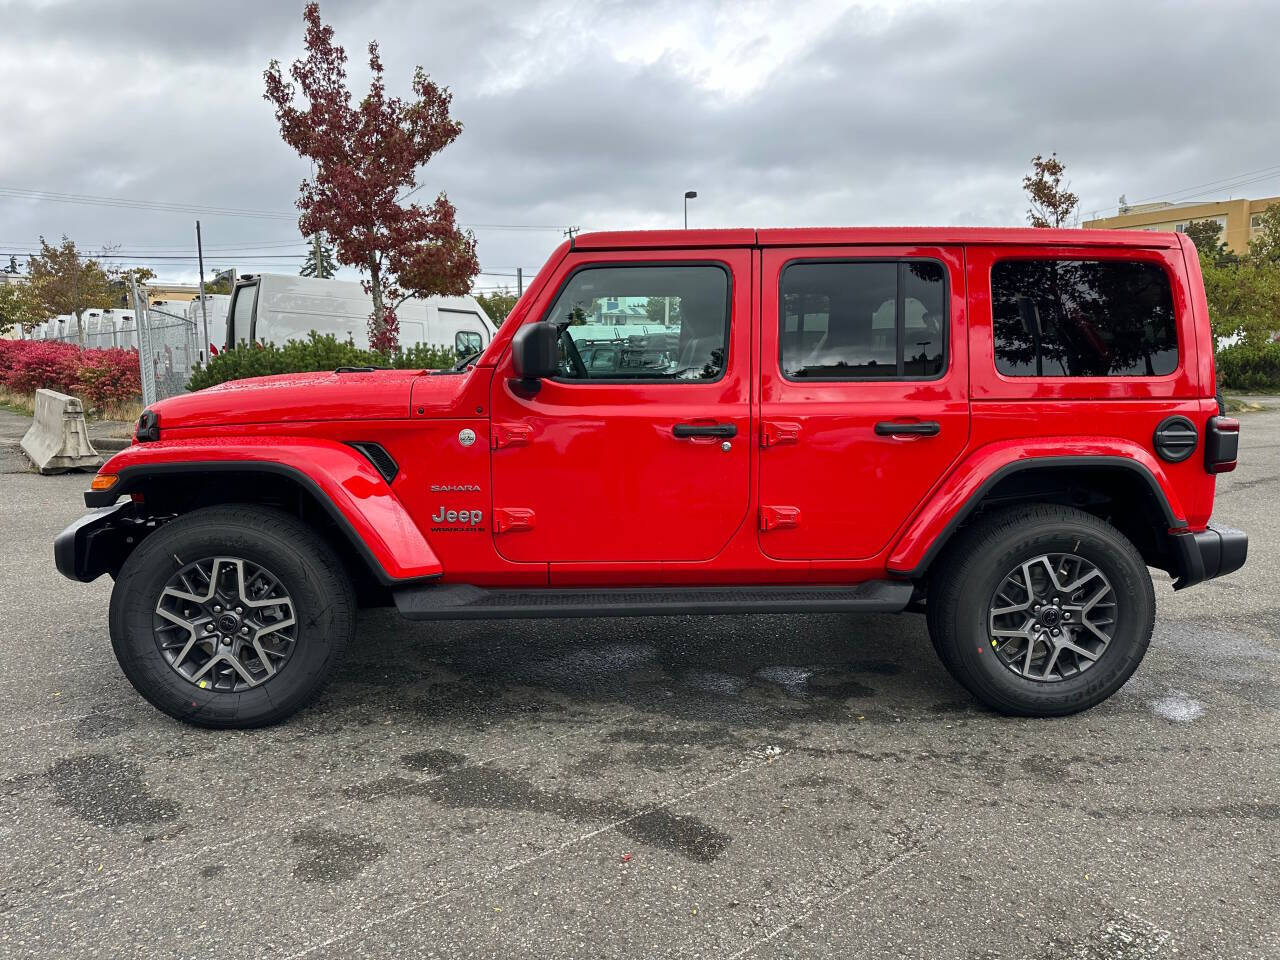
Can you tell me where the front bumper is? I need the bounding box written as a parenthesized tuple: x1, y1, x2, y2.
(1170, 524, 1248, 590)
(54, 502, 141, 583)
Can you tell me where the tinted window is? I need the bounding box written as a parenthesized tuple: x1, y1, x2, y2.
(992, 259, 1177, 377)
(544, 265, 729, 381)
(780, 261, 946, 379)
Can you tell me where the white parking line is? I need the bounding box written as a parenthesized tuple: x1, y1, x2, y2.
(723, 824, 937, 960)
(5, 713, 98, 735)
(0, 730, 577, 920)
(284, 752, 779, 960)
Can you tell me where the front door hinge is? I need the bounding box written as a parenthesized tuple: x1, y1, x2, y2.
(493, 423, 533, 449)
(760, 505, 801, 531)
(761, 421, 801, 447)
(494, 507, 535, 534)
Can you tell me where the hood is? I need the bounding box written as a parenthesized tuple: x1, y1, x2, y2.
(151, 369, 425, 429)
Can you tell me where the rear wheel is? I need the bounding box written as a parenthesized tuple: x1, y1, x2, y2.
(926, 504, 1154, 717)
(109, 505, 355, 728)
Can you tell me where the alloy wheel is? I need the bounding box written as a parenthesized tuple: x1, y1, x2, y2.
(153, 557, 297, 692)
(987, 553, 1117, 682)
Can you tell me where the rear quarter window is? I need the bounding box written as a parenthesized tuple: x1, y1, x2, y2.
(991, 258, 1178, 377)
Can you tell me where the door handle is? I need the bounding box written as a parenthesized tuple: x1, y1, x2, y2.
(874, 421, 941, 437)
(673, 423, 737, 439)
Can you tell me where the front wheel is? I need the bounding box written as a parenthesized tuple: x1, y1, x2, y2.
(109, 505, 355, 728)
(926, 504, 1155, 717)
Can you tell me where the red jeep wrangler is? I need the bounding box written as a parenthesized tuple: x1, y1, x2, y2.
(56, 227, 1246, 728)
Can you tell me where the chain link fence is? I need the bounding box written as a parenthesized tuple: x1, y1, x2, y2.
(138, 304, 200, 403)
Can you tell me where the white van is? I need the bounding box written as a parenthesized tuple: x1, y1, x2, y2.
(186, 295, 231, 355)
(225, 274, 495, 354)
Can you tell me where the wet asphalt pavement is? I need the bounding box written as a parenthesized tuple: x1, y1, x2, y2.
(0, 406, 1277, 959)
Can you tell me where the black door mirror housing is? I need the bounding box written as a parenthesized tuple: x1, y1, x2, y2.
(510, 322, 560, 392)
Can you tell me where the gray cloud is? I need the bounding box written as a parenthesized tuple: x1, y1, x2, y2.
(1, 0, 1277, 286)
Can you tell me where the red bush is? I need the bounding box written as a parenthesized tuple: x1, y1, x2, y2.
(0, 339, 141, 410)
(75, 348, 142, 410)
(0, 340, 81, 394)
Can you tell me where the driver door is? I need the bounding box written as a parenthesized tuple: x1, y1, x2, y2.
(488, 249, 753, 565)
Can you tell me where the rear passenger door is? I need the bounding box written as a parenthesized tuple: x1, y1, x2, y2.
(758, 246, 970, 561)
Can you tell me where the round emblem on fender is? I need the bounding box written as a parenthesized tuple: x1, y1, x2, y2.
(458, 428, 476, 447)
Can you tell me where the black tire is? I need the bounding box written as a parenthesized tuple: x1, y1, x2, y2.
(109, 505, 355, 728)
(926, 504, 1154, 717)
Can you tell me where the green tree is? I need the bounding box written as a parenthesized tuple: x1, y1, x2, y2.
(0, 282, 43, 335)
(1183, 220, 1230, 266)
(645, 296, 681, 326)
(203, 269, 235, 295)
(473, 287, 518, 326)
(1023, 153, 1079, 228)
(1198, 204, 1280, 347)
(1247, 203, 1280, 264)
(301, 234, 336, 278)
(25, 237, 115, 346)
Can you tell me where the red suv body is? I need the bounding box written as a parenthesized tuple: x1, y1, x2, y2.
(56, 227, 1246, 727)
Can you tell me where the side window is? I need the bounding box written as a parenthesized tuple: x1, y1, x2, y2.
(455, 330, 483, 354)
(229, 282, 258, 347)
(991, 259, 1178, 377)
(780, 260, 947, 379)
(544, 265, 729, 381)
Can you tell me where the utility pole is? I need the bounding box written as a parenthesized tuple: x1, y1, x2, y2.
(310, 233, 326, 277)
(195, 220, 210, 362)
(516, 267, 523, 296)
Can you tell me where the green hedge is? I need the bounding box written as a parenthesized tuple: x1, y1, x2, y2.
(1216, 341, 1280, 393)
(188, 333, 459, 391)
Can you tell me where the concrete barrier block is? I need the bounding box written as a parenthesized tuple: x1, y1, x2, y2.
(21, 389, 104, 475)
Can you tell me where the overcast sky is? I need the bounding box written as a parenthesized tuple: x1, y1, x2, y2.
(2, 0, 1278, 289)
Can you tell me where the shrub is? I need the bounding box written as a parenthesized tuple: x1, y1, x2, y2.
(0, 340, 81, 395)
(1216, 341, 1280, 392)
(76, 348, 142, 410)
(188, 332, 458, 391)
(0, 339, 142, 412)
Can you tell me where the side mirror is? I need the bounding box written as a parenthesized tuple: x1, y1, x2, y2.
(510, 322, 559, 391)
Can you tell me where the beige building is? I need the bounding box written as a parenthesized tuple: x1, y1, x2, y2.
(145, 282, 199, 306)
(1085, 195, 1278, 254)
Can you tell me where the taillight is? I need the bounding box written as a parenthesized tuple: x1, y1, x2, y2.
(1205, 416, 1239, 474)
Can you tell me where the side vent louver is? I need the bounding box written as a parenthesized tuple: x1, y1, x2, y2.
(348, 442, 399, 484)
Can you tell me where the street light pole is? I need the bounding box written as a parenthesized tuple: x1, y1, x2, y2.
(684, 190, 697, 229)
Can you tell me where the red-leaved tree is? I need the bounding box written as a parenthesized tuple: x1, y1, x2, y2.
(264, 3, 479, 352)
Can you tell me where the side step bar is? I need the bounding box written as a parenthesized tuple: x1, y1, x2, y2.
(391, 581, 914, 621)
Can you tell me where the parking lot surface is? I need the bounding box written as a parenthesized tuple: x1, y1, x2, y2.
(0, 407, 1277, 959)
